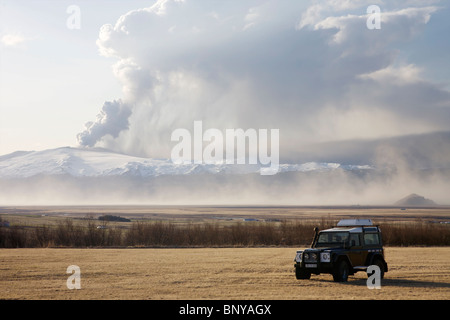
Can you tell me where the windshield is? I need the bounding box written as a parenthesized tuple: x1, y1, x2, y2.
(315, 232, 349, 248)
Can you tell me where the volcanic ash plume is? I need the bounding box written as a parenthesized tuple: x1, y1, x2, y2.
(76, 1, 450, 160)
(77, 99, 131, 148)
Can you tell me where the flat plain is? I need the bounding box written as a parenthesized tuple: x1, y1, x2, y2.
(0, 247, 449, 300)
(0, 206, 449, 300)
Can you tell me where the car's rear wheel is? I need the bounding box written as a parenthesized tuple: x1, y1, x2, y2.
(333, 260, 349, 282)
(367, 258, 385, 279)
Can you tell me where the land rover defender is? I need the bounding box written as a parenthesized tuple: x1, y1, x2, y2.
(294, 219, 388, 282)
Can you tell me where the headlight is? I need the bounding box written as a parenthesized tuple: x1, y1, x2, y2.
(320, 252, 331, 262)
(295, 251, 302, 262)
(303, 252, 318, 262)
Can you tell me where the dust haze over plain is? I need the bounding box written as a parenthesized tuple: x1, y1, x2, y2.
(2, 0, 450, 206)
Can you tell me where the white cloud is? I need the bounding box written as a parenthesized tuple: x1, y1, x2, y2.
(297, 0, 382, 30)
(358, 64, 423, 84)
(1, 34, 27, 47)
(79, 0, 450, 160)
(300, 4, 439, 47)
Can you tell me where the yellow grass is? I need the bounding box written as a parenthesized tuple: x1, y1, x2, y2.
(0, 247, 449, 300)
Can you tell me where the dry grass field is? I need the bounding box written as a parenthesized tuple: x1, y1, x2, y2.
(0, 247, 449, 300)
(1, 206, 449, 302)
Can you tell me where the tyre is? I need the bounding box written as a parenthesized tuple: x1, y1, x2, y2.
(295, 266, 311, 280)
(333, 259, 349, 282)
(367, 258, 385, 279)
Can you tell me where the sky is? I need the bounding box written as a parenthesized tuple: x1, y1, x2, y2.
(1, 0, 450, 163)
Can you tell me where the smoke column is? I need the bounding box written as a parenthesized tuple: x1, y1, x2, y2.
(77, 99, 131, 148)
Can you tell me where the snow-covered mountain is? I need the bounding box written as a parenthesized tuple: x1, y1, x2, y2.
(0, 147, 372, 179)
(1, 146, 449, 206)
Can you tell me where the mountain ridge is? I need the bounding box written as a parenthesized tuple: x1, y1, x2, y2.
(0, 146, 373, 179)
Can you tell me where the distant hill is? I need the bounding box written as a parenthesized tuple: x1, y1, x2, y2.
(394, 193, 437, 207)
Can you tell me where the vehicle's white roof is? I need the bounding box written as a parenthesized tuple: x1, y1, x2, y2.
(337, 219, 372, 227)
(321, 227, 363, 233)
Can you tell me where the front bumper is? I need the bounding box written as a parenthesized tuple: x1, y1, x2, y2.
(294, 261, 334, 274)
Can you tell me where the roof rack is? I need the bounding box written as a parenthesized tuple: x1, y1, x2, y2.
(336, 219, 373, 227)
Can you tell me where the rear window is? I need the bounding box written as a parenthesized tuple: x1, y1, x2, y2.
(364, 233, 380, 246)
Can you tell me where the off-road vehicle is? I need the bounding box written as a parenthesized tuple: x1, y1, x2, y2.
(294, 219, 388, 282)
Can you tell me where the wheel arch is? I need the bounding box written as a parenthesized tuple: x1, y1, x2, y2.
(366, 253, 388, 272)
(333, 254, 353, 271)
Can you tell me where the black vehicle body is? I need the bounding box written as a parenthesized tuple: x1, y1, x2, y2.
(294, 219, 388, 282)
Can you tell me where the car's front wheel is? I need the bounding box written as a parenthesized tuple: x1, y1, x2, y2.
(295, 266, 311, 280)
(333, 260, 349, 282)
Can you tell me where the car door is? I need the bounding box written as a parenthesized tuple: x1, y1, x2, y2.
(362, 232, 382, 265)
(347, 233, 365, 266)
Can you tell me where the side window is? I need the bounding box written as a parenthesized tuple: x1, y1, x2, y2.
(349, 234, 360, 247)
(364, 233, 380, 246)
